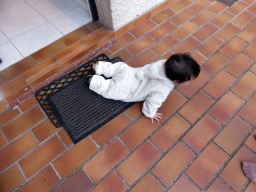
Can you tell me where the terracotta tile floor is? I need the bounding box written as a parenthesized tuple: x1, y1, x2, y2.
(1, 0, 256, 191)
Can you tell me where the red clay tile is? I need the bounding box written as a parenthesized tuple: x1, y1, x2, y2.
(82, 27, 115, 50)
(86, 21, 103, 31)
(227, 1, 249, 15)
(32, 119, 59, 143)
(130, 20, 157, 38)
(130, 172, 164, 192)
(207, 177, 233, 192)
(151, 8, 176, 24)
(0, 131, 38, 172)
(208, 91, 244, 125)
(128, 49, 158, 68)
(91, 113, 131, 147)
(211, 11, 234, 27)
(108, 33, 135, 53)
(115, 21, 134, 38)
(52, 137, 97, 179)
(150, 114, 190, 152)
(126, 34, 156, 55)
(215, 23, 241, 42)
(243, 39, 256, 59)
(83, 138, 129, 182)
(116, 140, 161, 186)
(0, 100, 7, 113)
(0, 165, 25, 192)
(237, 22, 256, 43)
(149, 21, 176, 40)
(0, 131, 7, 148)
(112, 48, 134, 62)
(0, 57, 37, 86)
(219, 37, 247, 59)
(197, 36, 225, 58)
(60, 25, 92, 46)
(167, 174, 200, 192)
(0, 108, 20, 127)
(179, 91, 215, 123)
(2, 106, 45, 141)
(58, 129, 73, 147)
(244, 181, 256, 192)
(238, 92, 256, 125)
(247, 1, 256, 14)
(250, 63, 256, 74)
(172, 36, 201, 53)
(18, 96, 38, 112)
(190, 9, 216, 26)
(183, 114, 221, 153)
(0, 76, 30, 102)
(158, 90, 187, 122)
(244, 129, 256, 152)
(31, 40, 66, 64)
(201, 52, 230, 77)
(232, 11, 255, 28)
(190, 51, 207, 65)
(125, 102, 143, 120)
(207, 1, 227, 13)
(17, 165, 60, 192)
(231, 71, 256, 100)
(192, 23, 219, 42)
(150, 35, 179, 55)
(170, 0, 193, 12)
(120, 116, 160, 150)
(187, 0, 211, 13)
(150, 1, 168, 17)
(177, 72, 210, 98)
(203, 70, 236, 99)
(151, 142, 195, 187)
(214, 116, 251, 155)
(219, 145, 256, 191)
(172, 21, 198, 40)
(54, 169, 93, 192)
(186, 142, 229, 189)
(244, 0, 255, 4)
(90, 171, 128, 192)
(169, 9, 195, 26)
(134, 11, 151, 27)
(19, 135, 65, 178)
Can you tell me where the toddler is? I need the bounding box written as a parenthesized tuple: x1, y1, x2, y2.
(85, 53, 200, 123)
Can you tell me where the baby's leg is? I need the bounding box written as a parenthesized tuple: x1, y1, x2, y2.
(94, 61, 127, 78)
(89, 75, 115, 99)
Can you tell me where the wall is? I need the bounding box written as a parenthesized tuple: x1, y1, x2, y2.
(95, 0, 165, 30)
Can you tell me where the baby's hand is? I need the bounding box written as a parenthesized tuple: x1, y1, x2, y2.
(150, 113, 162, 123)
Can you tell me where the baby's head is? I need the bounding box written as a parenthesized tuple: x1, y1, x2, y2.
(165, 53, 200, 84)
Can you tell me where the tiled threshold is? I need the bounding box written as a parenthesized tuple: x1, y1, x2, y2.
(0, 0, 179, 112)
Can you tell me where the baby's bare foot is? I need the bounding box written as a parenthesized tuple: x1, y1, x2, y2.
(242, 161, 256, 182)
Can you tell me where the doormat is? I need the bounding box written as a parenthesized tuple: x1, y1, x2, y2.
(216, 0, 238, 6)
(35, 54, 135, 144)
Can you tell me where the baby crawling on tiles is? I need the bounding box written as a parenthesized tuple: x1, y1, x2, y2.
(85, 53, 200, 123)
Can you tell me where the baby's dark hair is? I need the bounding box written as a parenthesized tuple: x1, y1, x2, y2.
(165, 53, 200, 83)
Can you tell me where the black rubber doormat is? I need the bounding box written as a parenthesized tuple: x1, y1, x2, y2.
(35, 54, 135, 144)
(216, 0, 238, 6)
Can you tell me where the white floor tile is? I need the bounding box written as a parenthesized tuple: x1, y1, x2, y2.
(31, 0, 78, 20)
(24, 0, 42, 5)
(0, 41, 23, 71)
(0, 0, 30, 18)
(0, 6, 47, 40)
(11, 22, 63, 58)
(0, 31, 9, 46)
(50, 7, 91, 35)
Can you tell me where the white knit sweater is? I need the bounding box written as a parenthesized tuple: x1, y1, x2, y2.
(89, 60, 174, 118)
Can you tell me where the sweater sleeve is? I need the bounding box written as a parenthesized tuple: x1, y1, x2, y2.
(142, 91, 169, 118)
